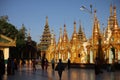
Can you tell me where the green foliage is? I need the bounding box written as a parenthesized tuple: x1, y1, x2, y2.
(0, 16, 37, 59)
(0, 18, 27, 58)
(0, 20, 18, 39)
(16, 25, 27, 47)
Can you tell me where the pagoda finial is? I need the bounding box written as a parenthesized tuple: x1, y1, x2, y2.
(79, 20, 82, 32)
(74, 21, 76, 33)
(94, 9, 97, 18)
(58, 27, 62, 43)
(51, 28, 54, 34)
(46, 16, 48, 25)
(63, 24, 69, 42)
(107, 18, 110, 29)
(64, 24, 66, 33)
(51, 28, 55, 45)
(110, 4, 113, 16)
(60, 27, 62, 36)
(113, 6, 119, 30)
(113, 5, 116, 17)
(93, 9, 100, 40)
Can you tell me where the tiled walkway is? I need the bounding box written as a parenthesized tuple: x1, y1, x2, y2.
(2, 64, 120, 80)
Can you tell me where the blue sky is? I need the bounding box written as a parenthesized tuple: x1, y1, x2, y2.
(0, 0, 120, 43)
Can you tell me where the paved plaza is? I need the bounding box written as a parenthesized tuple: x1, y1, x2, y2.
(2, 64, 120, 80)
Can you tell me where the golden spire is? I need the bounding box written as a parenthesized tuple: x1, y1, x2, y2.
(107, 19, 111, 31)
(51, 29, 56, 45)
(105, 18, 112, 40)
(93, 9, 99, 34)
(113, 5, 119, 30)
(92, 9, 101, 44)
(110, 4, 113, 16)
(108, 5, 114, 30)
(74, 21, 76, 33)
(113, 6, 116, 17)
(78, 21, 87, 42)
(79, 21, 82, 33)
(63, 24, 68, 42)
(58, 27, 62, 43)
(71, 21, 78, 43)
(94, 9, 97, 19)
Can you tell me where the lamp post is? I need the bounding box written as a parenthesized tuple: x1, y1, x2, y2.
(80, 4, 93, 38)
(80, 4, 92, 14)
(80, 5, 93, 63)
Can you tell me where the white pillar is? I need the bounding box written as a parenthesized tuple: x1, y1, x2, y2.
(90, 51, 93, 63)
(109, 49, 113, 64)
(68, 52, 70, 59)
(4, 48, 9, 60)
(118, 51, 120, 64)
(3, 48, 9, 67)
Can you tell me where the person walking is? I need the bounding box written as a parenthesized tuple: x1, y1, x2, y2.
(67, 59, 71, 70)
(7, 58, 12, 75)
(44, 58, 48, 70)
(51, 58, 55, 70)
(55, 59, 64, 80)
(32, 59, 36, 71)
(41, 57, 45, 70)
(95, 57, 100, 75)
(11, 58, 15, 75)
(14, 59, 18, 71)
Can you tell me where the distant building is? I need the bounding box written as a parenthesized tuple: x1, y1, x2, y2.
(21, 27, 37, 60)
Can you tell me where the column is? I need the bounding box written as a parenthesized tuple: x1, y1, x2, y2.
(4, 48, 9, 66)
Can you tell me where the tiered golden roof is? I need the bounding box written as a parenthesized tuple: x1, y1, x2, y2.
(38, 16, 51, 52)
(45, 5, 120, 64)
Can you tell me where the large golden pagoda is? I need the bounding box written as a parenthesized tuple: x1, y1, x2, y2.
(38, 16, 51, 55)
(44, 5, 120, 64)
(70, 21, 80, 63)
(103, 5, 120, 64)
(56, 24, 70, 62)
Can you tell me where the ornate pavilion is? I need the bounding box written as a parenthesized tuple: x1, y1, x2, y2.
(0, 34, 16, 64)
(39, 5, 120, 64)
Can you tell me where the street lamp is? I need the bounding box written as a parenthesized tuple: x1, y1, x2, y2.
(80, 4, 92, 14)
(80, 4, 93, 39)
(80, 4, 94, 63)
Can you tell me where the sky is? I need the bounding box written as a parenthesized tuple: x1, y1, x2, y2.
(0, 0, 120, 43)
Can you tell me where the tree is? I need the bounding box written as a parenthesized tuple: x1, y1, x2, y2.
(16, 24, 27, 47)
(0, 15, 9, 21)
(0, 17, 27, 59)
(0, 19, 18, 39)
(0, 16, 38, 59)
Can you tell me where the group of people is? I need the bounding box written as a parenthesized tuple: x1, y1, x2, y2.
(0, 57, 18, 80)
(0, 55, 71, 80)
(40, 57, 71, 80)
